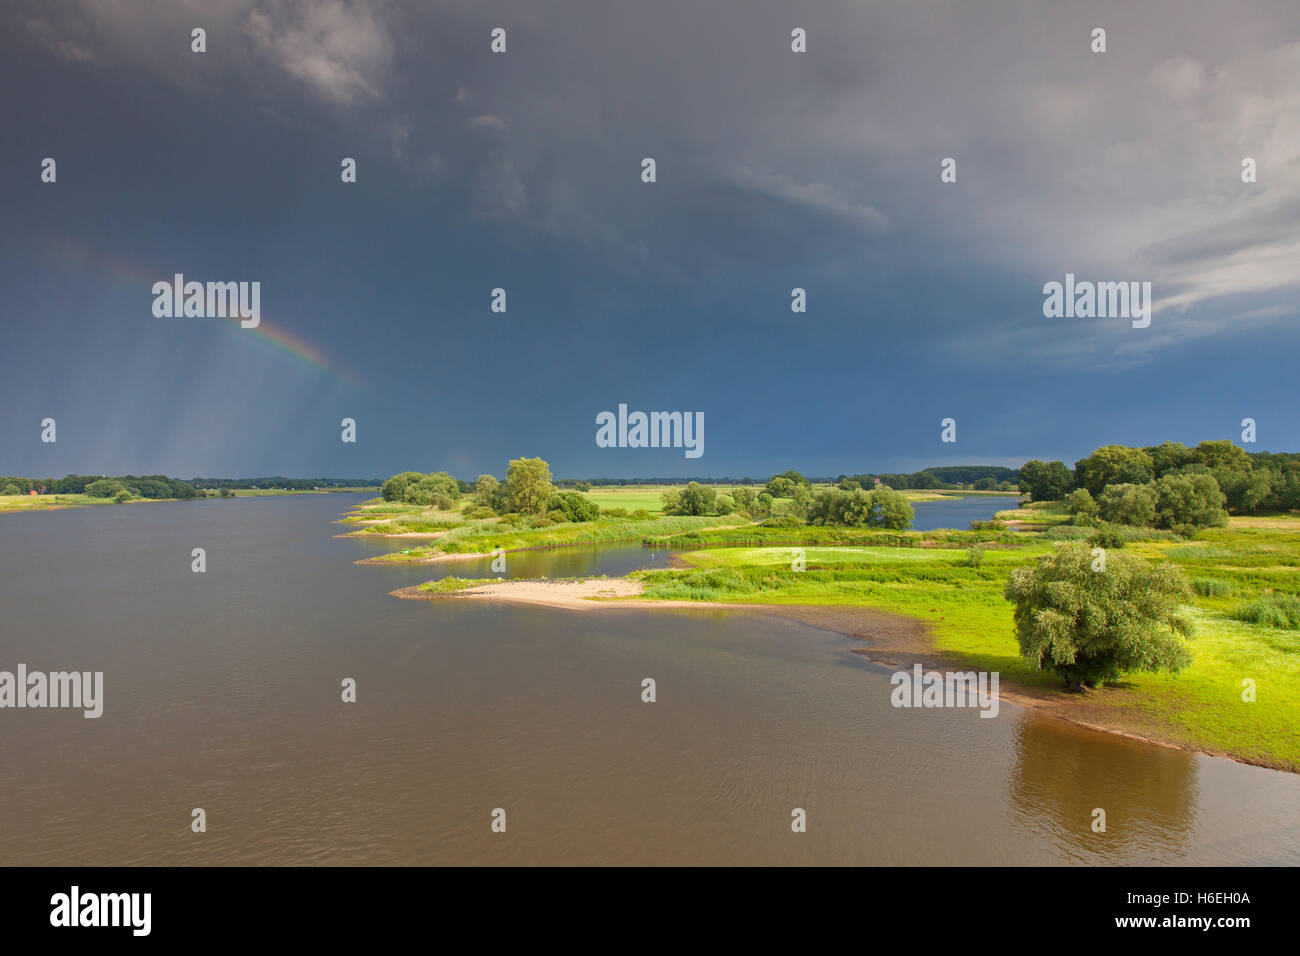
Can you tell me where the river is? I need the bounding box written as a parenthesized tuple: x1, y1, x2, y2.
(1, 493, 1296, 865)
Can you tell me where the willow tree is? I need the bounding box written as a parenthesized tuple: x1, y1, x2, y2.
(504, 457, 554, 515)
(1004, 544, 1192, 688)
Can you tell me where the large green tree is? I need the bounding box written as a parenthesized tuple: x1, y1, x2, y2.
(472, 474, 502, 511)
(1018, 460, 1074, 501)
(1098, 482, 1158, 526)
(806, 485, 913, 529)
(1075, 445, 1155, 497)
(504, 458, 554, 514)
(1154, 472, 1228, 530)
(675, 482, 718, 516)
(1144, 441, 1197, 479)
(1005, 544, 1193, 687)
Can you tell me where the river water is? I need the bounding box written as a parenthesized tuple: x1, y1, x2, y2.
(1, 493, 1296, 865)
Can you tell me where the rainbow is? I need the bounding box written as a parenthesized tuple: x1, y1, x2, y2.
(39, 236, 361, 387)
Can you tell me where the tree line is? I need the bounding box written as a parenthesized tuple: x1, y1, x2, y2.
(1, 474, 201, 500)
(191, 477, 383, 490)
(1019, 441, 1300, 533)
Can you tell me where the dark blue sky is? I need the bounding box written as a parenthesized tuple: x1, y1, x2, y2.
(2, 1, 1297, 480)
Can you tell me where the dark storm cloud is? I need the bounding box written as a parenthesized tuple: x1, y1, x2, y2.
(2, 0, 1298, 477)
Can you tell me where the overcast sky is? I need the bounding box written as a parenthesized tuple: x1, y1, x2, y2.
(2, 0, 1297, 479)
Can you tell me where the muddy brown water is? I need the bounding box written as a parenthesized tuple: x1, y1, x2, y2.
(1, 494, 1296, 864)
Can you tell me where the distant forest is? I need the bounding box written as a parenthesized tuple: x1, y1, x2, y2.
(0, 475, 382, 497)
(559, 466, 1021, 490)
(189, 477, 384, 490)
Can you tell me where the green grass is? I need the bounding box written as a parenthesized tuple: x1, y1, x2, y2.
(1233, 593, 1300, 629)
(1192, 577, 1235, 598)
(0, 493, 152, 512)
(417, 576, 495, 594)
(350, 517, 464, 535)
(580, 488, 672, 514)
(642, 524, 1024, 549)
(994, 498, 1070, 526)
(366, 514, 746, 563)
(629, 522, 1300, 771)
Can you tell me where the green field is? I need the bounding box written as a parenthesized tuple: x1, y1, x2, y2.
(0, 493, 118, 513)
(1, 486, 380, 513)
(630, 518, 1300, 771)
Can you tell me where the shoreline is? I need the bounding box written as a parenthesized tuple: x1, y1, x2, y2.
(336, 530, 452, 539)
(359, 550, 492, 566)
(391, 576, 1288, 773)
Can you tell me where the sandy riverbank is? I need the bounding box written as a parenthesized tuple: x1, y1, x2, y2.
(337, 530, 452, 539)
(391, 576, 753, 609)
(359, 549, 491, 566)
(391, 575, 1263, 767)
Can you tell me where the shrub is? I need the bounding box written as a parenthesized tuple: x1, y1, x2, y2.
(1087, 526, 1127, 549)
(760, 516, 803, 529)
(1233, 594, 1300, 629)
(545, 491, 600, 523)
(1065, 487, 1098, 518)
(386, 471, 462, 506)
(1, 483, 19, 496)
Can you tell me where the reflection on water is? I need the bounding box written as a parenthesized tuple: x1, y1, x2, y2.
(1009, 717, 1198, 863)
(1, 494, 1298, 865)
(348, 538, 676, 582)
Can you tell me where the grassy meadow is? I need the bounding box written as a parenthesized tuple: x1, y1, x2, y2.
(630, 516, 1300, 771)
(0, 493, 117, 513)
